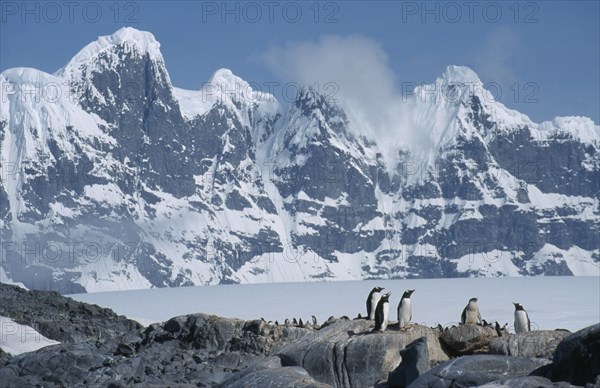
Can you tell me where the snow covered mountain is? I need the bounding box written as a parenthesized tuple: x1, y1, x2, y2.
(1, 28, 598, 293)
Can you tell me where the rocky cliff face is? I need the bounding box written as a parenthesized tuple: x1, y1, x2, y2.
(1, 28, 598, 292)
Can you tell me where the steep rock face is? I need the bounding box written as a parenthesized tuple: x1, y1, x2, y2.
(1, 28, 598, 292)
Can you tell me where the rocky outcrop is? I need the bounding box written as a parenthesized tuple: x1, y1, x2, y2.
(277, 320, 447, 388)
(0, 283, 141, 343)
(1, 285, 599, 387)
(409, 355, 551, 388)
(439, 324, 499, 355)
(550, 323, 600, 385)
(387, 336, 430, 387)
(489, 330, 570, 359)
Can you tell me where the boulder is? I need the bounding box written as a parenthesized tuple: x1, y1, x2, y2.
(387, 337, 430, 387)
(489, 330, 570, 358)
(222, 356, 332, 388)
(408, 355, 551, 388)
(550, 323, 600, 385)
(479, 376, 577, 387)
(278, 320, 447, 388)
(440, 324, 498, 355)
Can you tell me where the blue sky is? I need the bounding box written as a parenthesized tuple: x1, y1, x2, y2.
(1, 0, 598, 122)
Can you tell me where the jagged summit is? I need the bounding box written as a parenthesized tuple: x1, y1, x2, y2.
(56, 27, 163, 77)
(441, 65, 482, 84)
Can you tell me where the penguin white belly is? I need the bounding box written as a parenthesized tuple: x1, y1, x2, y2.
(514, 311, 529, 333)
(465, 308, 479, 324)
(369, 293, 381, 320)
(398, 299, 411, 325)
(381, 303, 389, 330)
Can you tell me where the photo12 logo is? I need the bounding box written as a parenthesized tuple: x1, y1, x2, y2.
(400, 1, 539, 23)
(200, 1, 340, 23)
(1, 1, 140, 23)
(401, 80, 540, 105)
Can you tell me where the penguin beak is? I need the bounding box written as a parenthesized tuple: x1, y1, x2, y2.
(513, 302, 517, 306)
(409, 289, 415, 294)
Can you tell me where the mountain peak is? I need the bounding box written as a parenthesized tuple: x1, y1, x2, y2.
(207, 68, 249, 90)
(441, 65, 481, 84)
(56, 27, 163, 76)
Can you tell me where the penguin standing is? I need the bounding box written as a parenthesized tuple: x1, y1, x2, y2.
(367, 287, 384, 320)
(397, 289, 415, 329)
(373, 292, 391, 332)
(461, 297, 481, 325)
(513, 302, 531, 333)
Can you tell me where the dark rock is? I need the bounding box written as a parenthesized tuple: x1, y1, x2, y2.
(224, 365, 332, 388)
(163, 317, 184, 334)
(223, 356, 332, 388)
(115, 343, 134, 357)
(387, 337, 430, 387)
(0, 283, 142, 344)
(551, 323, 600, 385)
(489, 330, 570, 358)
(409, 355, 551, 388)
(480, 376, 578, 387)
(0, 348, 10, 364)
(440, 324, 498, 355)
(278, 320, 447, 388)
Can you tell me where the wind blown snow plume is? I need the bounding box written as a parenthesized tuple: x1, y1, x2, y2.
(262, 35, 426, 162)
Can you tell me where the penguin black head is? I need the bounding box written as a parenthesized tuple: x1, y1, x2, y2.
(402, 289, 415, 298)
(469, 297, 478, 303)
(372, 286, 384, 293)
(513, 302, 525, 311)
(381, 292, 391, 301)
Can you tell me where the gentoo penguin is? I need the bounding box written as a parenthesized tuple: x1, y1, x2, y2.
(367, 287, 384, 320)
(461, 297, 481, 325)
(513, 302, 531, 333)
(397, 289, 415, 329)
(311, 315, 317, 326)
(373, 292, 391, 332)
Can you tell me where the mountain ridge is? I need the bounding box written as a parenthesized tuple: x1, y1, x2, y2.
(1, 28, 598, 292)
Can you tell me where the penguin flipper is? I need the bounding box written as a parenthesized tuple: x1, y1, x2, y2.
(460, 307, 467, 324)
(526, 311, 531, 331)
